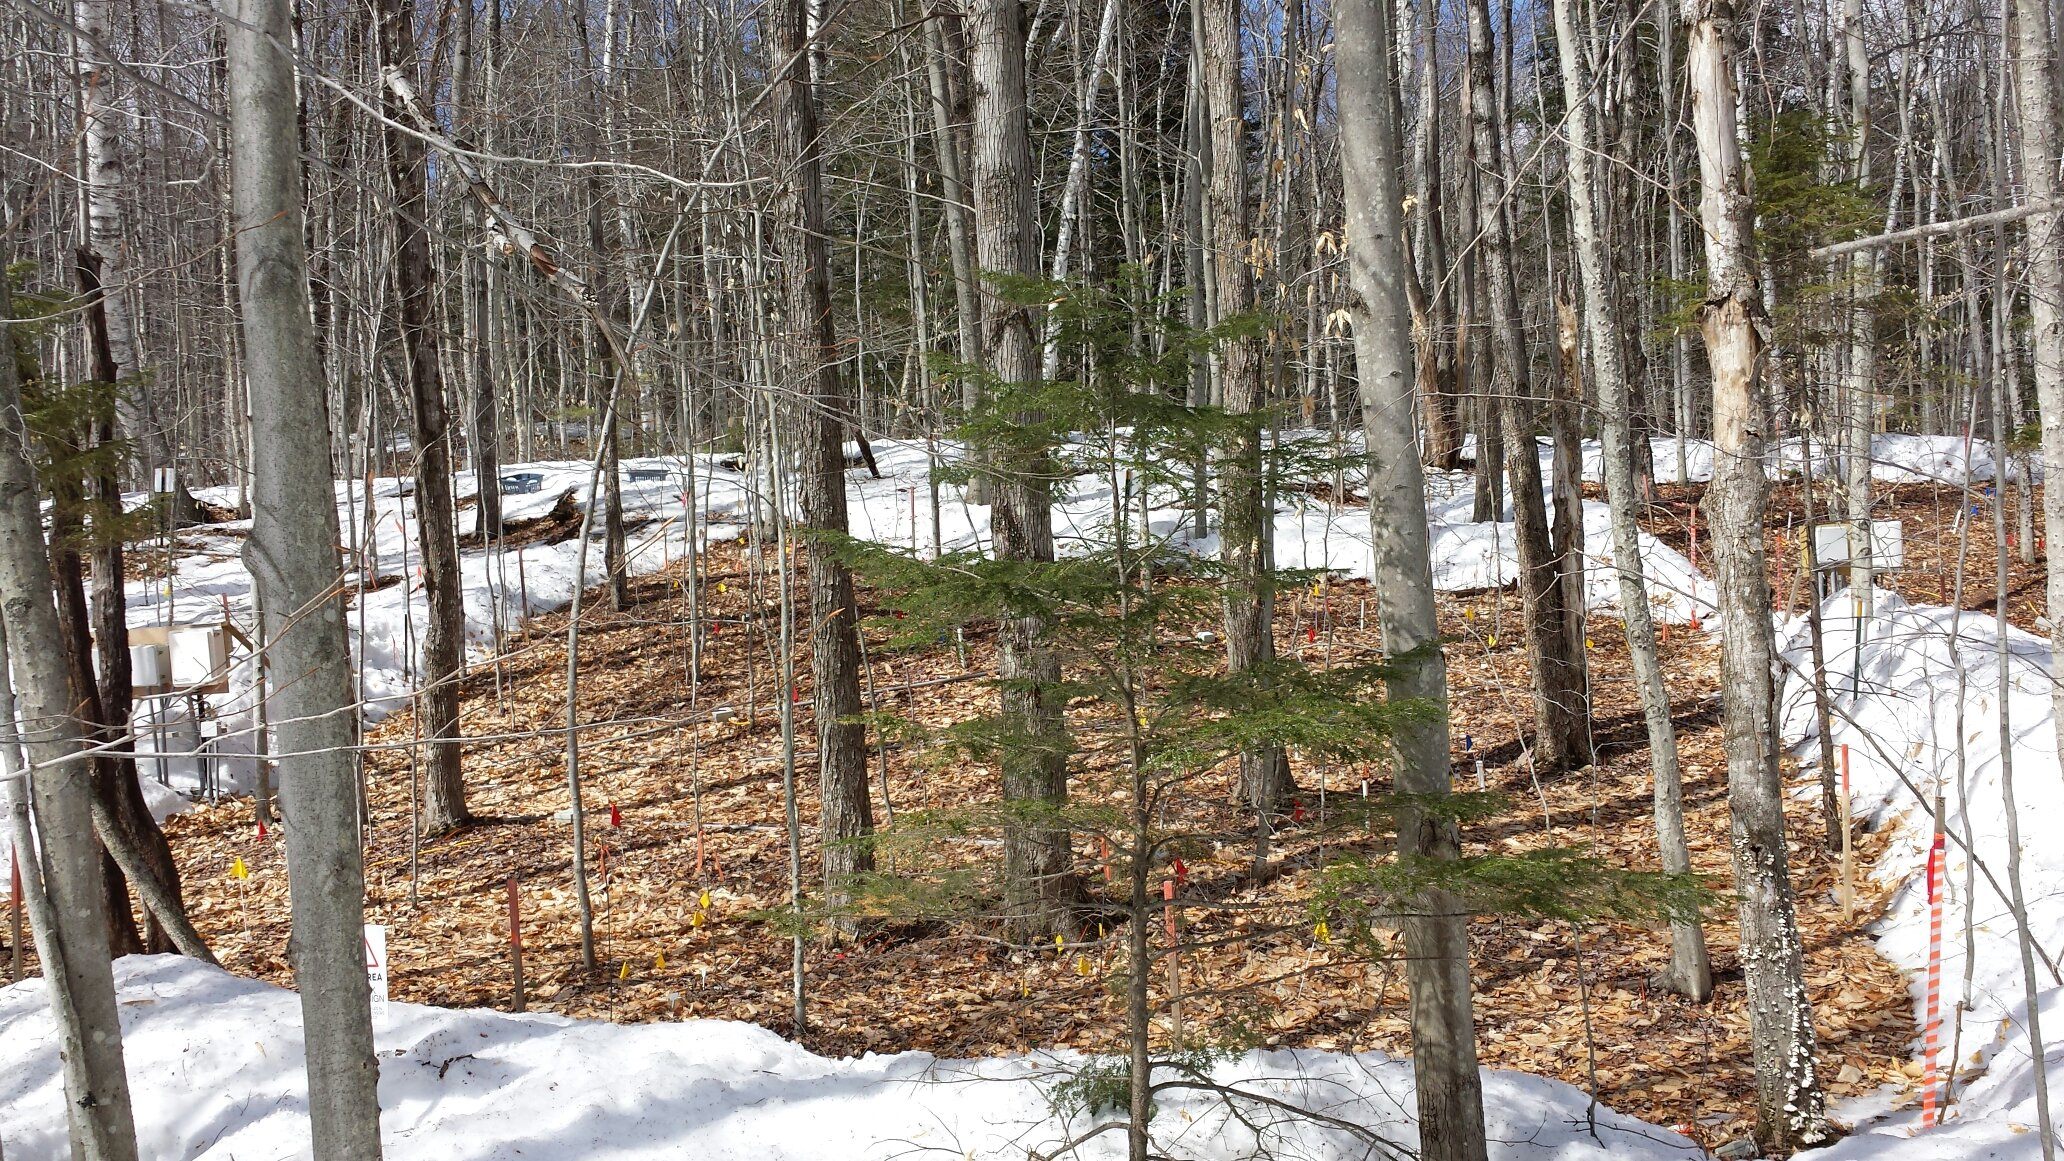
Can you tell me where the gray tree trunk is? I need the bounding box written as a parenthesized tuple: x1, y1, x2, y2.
(967, 0, 1078, 940)
(1683, 0, 1826, 1148)
(0, 259, 140, 1161)
(1201, 0, 1295, 818)
(921, 7, 984, 424)
(1338, 0, 1489, 1156)
(376, 0, 470, 835)
(2010, 0, 2064, 770)
(1462, 0, 1590, 772)
(453, 0, 502, 542)
(1550, 0, 1710, 1001)
(226, 0, 387, 1151)
(1411, 0, 1461, 470)
(772, 0, 874, 923)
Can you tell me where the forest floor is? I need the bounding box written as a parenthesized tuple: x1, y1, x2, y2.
(142, 478, 2036, 1153)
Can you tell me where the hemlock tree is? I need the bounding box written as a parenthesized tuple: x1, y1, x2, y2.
(967, 0, 1077, 939)
(1336, 0, 1487, 1154)
(771, 0, 873, 920)
(835, 274, 1706, 1161)
(376, 0, 469, 835)
(225, 0, 385, 1151)
(1550, 0, 1712, 1001)
(1684, 0, 1825, 1147)
(0, 259, 139, 1161)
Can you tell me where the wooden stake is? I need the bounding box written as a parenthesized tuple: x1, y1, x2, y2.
(1163, 878, 1181, 1048)
(507, 874, 526, 1012)
(1839, 743, 1855, 920)
(9, 847, 21, 983)
(516, 549, 530, 644)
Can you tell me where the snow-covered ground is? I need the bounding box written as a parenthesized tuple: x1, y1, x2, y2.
(115, 435, 1717, 809)
(0, 955, 1702, 1161)
(1781, 587, 2064, 1158)
(1570, 432, 2035, 486)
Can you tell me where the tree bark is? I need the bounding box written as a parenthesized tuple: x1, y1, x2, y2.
(921, 5, 985, 452)
(2010, 0, 2064, 772)
(226, 0, 387, 1150)
(772, 0, 874, 924)
(1462, 0, 1590, 772)
(78, 250, 191, 958)
(1339, 0, 1489, 1157)
(1201, 0, 1295, 817)
(454, 0, 502, 541)
(1683, 0, 1825, 1147)
(75, 0, 194, 524)
(1411, 0, 1462, 470)
(0, 256, 141, 1161)
(967, 0, 1077, 940)
(45, 476, 142, 956)
(376, 0, 469, 835)
(1551, 0, 1710, 1000)
(1841, 0, 1876, 621)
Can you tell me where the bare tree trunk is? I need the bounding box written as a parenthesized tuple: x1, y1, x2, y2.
(0, 256, 141, 1161)
(1044, 0, 1119, 297)
(227, 0, 386, 1151)
(1457, 64, 1501, 525)
(1841, 0, 1876, 619)
(2010, 0, 2064, 772)
(75, 0, 194, 524)
(78, 250, 188, 956)
(377, 0, 469, 835)
(968, 0, 1077, 940)
(1201, 0, 1295, 817)
(455, 0, 502, 541)
(575, 12, 632, 613)
(921, 8, 983, 399)
(1552, 0, 1710, 1001)
(1683, 1, 1825, 1147)
(772, 0, 874, 926)
(1411, 0, 1462, 470)
(1339, 1, 1488, 1156)
(45, 484, 141, 956)
(1462, 0, 1589, 772)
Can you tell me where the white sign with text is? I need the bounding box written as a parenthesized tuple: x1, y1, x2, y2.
(364, 924, 389, 1008)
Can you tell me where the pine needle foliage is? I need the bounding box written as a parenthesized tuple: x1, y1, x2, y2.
(819, 270, 1712, 1153)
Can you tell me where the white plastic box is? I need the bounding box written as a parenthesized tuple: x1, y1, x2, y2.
(130, 643, 170, 690)
(169, 625, 228, 689)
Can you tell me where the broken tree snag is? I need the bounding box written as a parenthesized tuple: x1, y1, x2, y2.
(1683, 0, 1825, 1148)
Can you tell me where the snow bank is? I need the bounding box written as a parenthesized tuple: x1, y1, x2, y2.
(1555, 432, 2027, 487)
(0, 956, 1702, 1161)
(1780, 589, 2064, 1155)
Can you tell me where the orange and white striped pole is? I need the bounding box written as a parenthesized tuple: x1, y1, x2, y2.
(1921, 830, 1947, 1127)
